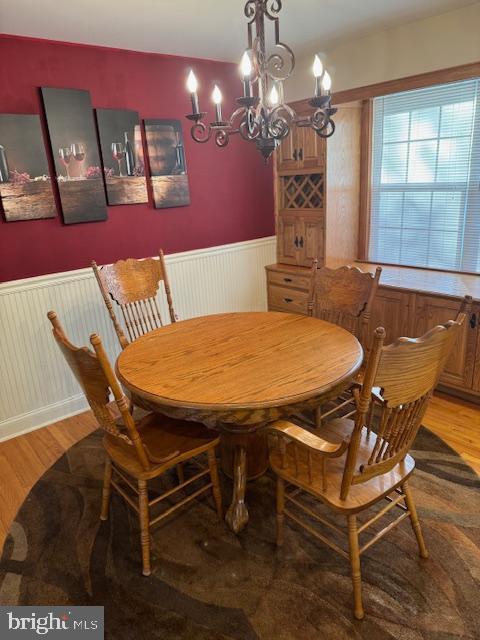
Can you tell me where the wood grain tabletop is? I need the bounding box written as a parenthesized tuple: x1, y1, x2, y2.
(116, 311, 363, 410)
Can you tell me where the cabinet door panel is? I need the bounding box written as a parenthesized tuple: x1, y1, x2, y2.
(277, 133, 298, 171)
(369, 288, 411, 345)
(413, 295, 475, 390)
(473, 314, 480, 392)
(301, 216, 324, 266)
(298, 128, 325, 170)
(277, 213, 298, 264)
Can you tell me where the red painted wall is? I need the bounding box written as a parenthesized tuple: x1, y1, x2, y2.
(0, 35, 274, 282)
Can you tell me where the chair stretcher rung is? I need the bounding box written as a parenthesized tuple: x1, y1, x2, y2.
(111, 479, 139, 512)
(112, 466, 138, 494)
(149, 483, 212, 526)
(285, 493, 343, 535)
(359, 511, 410, 555)
(149, 468, 210, 506)
(321, 398, 354, 419)
(358, 492, 406, 534)
(285, 508, 348, 559)
(385, 493, 408, 511)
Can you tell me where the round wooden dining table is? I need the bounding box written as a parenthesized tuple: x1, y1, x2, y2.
(116, 311, 363, 533)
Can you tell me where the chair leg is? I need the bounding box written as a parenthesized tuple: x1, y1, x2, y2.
(276, 477, 285, 547)
(403, 481, 429, 559)
(100, 457, 112, 521)
(347, 514, 364, 620)
(315, 406, 323, 429)
(176, 463, 184, 485)
(207, 449, 223, 521)
(138, 479, 151, 576)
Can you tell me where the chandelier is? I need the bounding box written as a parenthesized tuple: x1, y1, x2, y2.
(185, 0, 337, 161)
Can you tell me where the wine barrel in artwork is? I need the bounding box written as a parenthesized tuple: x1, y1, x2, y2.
(145, 124, 178, 176)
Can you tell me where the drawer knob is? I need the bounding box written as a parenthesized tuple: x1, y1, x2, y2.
(284, 297, 293, 303)
(284, 277, 292, 283)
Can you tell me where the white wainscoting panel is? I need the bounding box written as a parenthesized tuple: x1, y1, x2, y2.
(0, 236, 276, 441)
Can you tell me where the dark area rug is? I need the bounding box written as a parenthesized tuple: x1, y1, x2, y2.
(0, 426, 479, 639)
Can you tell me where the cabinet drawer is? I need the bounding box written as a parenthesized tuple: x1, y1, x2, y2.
(268, 285, 309, 315)
(267, 270, 311, 291)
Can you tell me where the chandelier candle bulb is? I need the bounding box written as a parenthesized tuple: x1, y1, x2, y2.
(269, 84, 279, 107)
(212, 85, 223, 122)
(187, 70, 200, 115)
(321, 70, 332, 96)
(241, 51, 253, 98)
(313, 55, 323, 98)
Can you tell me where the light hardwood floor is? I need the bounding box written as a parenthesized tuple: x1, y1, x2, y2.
(0, 394, 478, 550)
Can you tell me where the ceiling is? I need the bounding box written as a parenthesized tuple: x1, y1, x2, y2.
(0, 0, 476, 62)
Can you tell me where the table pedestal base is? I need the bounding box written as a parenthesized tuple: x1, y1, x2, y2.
(220, 431, 268, 480)
(225, 445, 249, 534)
(221, 431, 269, 534)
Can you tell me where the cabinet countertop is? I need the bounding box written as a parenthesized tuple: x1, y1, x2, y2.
(266, 260, 480, 302)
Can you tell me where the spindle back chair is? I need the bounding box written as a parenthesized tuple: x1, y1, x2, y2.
(47, 311, 222, 576)
(308, 262, 382, 427)
(92, 249, 176, 349)
(268, 304, 466, 619)
(308, 261, 382, 348)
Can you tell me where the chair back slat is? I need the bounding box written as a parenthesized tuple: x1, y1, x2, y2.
(308, 262, 381, 348)
(340, 301, 469, 498)
(92, 249, 176, 349)
(47, 311, 151, 470)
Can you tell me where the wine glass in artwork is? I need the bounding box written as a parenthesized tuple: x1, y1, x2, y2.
(58, 147, 72, 180)
(111, 142, 126, 177)
(71, 142, 86, 178)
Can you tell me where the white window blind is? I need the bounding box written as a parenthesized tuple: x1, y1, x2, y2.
(369, 79, 480, 273)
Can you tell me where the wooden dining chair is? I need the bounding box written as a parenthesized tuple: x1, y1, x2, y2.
(92, 249, 177, 349)
(268, 308, 466, 620)
(308, 261, 382, 427)
(47, 311, 222, 577)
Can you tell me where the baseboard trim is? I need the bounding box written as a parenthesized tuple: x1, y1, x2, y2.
(0, 394, 89, 443)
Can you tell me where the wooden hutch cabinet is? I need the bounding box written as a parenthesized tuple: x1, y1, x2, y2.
(268, 102, 362, 314)
(275, 128, 326, 267)
(266, 102, 480, 402)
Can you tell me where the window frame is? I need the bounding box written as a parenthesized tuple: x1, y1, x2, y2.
(355, 62, 480, 276)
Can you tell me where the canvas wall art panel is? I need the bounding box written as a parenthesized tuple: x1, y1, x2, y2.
(144, 119, 190, 209)
(41, 87, 107, 224)
(96, 108, 148, 206)
(0, 114, 56, 222)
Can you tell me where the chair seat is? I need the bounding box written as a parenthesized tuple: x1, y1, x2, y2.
(104, 413, 220, 480)
(270, 417, 415, 514)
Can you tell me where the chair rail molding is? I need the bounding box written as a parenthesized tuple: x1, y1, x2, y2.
(0, 236, 276, 441)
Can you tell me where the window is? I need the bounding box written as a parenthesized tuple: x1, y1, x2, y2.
(369, 79, 480, 273)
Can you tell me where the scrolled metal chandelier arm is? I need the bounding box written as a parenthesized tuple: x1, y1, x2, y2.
(185, 0, 336, 161)
(187, 118, 212, 144)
